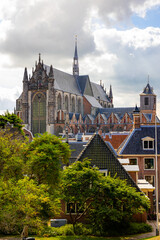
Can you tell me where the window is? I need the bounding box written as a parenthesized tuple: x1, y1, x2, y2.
(144, 97, 149, 105)
(66, 203, 84, 214)
(78, 99, 81, 113)
(65, 95, 69, 111)
(144, 158, 154, 169)
(142, 137, 154, 150)
(145, 175, 155, 186)
(71, 97, 75, 112)
(129, 158, 137, 165)
(99, 169, 108, 176)
(57, 93, 61, 110)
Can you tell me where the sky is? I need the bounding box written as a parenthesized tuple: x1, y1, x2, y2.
(0, 0, 160, 115)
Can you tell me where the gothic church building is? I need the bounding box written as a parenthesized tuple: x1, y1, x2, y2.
(15, 40, 113, 135)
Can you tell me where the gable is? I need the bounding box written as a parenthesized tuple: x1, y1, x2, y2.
(77, 133, 140, 191)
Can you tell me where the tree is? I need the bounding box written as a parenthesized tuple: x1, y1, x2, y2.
(61, 159, 104, 230)
(0, 112, 23, 131)
(0, 130, 26, 181)
(61, 159, 150, 234)
(89, 175, 150, 235)
(0, 131, 71, 235)
(0, 177, 59, 235)
(23, 132, 71, 187)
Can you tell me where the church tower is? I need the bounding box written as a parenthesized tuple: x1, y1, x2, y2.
(22, 67, 29, 126)
(73, 36, 79, 76)
(140, 82, 156, 122)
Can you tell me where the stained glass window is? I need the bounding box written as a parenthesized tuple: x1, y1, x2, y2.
(32, 93, 46, 135)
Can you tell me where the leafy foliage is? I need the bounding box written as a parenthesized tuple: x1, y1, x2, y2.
(0, 131, 71, 235)
(89, 175, 150, 236)
(0, 112, 23, 131)
(61, 159, 150, 235)
(0, 130, 26, 181)
(23, 132, 70, 186)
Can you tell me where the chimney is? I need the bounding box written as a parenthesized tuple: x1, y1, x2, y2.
(133, 105, 140, 129)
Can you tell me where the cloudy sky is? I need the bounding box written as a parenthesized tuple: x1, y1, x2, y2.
(0, 0, 160, 115)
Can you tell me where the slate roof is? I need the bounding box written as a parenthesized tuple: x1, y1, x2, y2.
(45, 66, 81, 95)
(76, 133, 140, 191)
(142, 83, 154, 95)
(69, 141, 87, 163)
(98, 107, 135, 115)
(119, 125, 160, 155)
(84, 95, 102, 108)
(76, 75, 92, 95)
(91, 82, 111, 102)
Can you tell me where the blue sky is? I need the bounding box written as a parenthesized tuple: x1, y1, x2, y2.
(132, 6, 160, 28)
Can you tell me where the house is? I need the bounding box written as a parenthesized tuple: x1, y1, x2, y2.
(118, 106, 160, 204)
(57, 132, 154, 223)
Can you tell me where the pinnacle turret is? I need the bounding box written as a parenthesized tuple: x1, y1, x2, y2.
(73, 35, 79, 76)
(23, 67, 28, 82)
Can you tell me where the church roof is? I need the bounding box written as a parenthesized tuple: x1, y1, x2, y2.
(91, 82, 111, 102)
(84, 95, 102, 108)
(98, 107, 135, 115)
(45, 65, 81, 95)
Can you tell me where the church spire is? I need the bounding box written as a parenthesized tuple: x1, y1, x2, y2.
(73, 35, 79, 77)
(23, 67, 28, 82)
(109, 85, 113, 103)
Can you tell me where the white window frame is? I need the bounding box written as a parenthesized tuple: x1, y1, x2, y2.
(99, 169, 108, 176)
(144, 158, 155, 170)
(142, 137, 154, 150)
(144, 175, 155, 187)
(129, 158, 138, 165)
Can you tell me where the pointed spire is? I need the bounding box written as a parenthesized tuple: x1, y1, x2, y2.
(73, 35, 79, 76)
(23, 67, 28, 82)
(109, 85, 113, 98)
(39, 53, 41, 63)
(49, 65, 54, 78)
(133, 104, 140, 113)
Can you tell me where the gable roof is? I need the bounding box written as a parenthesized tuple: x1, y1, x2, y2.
(91, 82, 111, 102)
(76, 133, 140, 191)
(119, 125, 160, 155)
(77, 75, 93, 96)
(84, 95, 102, 108)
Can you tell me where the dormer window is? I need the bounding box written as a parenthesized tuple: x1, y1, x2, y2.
(142, 137, 154, 150)
(99, 169, 108, 176)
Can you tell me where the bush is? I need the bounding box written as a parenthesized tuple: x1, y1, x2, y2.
(125, 222, 152, 235)
(74, 223, 92, 235)
(38, 224, 74, 237)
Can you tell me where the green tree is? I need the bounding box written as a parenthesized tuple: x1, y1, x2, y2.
(0, 177, 59, 235)
(0, 112, 23, 131)
(61, 159, 150, 234)
(0, 131, 71, 235)
(0, 130, 26, 181)
(89, 175, 150, 235)
(24, 132, 71, 187)
(61, 159, 104, 230)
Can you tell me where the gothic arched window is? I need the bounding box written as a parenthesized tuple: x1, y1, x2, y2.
(57, 93, 62, 110)
(65, 95, 69, 111)
(78, 99, 81, 113)
(32, 93, 46, 135)
(71, 97, 75, 112)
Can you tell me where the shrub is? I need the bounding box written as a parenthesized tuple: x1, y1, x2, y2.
(38, 224, 74, 237)
(74, 223, 92, 235)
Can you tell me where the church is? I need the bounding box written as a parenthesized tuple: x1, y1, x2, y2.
(15, 40, 156, 136)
